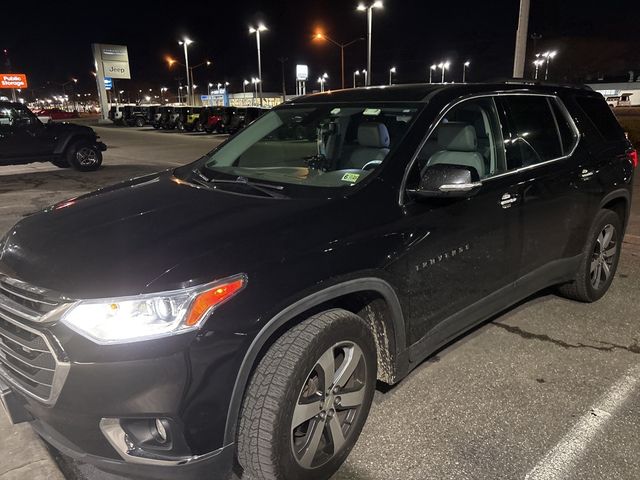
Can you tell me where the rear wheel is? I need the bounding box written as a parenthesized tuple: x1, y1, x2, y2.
(134, 117, 145, 127)
(237, 309, 376, 480)
(557, 209, 622, 302)
(65, 140, 102, 172)
(195, 122, 205, 133)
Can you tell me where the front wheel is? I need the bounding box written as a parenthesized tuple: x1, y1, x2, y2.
(237, 309, 376, 480)
(66, 140, 103, 172)
(134, 117, 145, 127)
(557, 209, 623, 302)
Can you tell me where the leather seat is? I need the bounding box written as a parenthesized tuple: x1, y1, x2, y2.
(345, 122, 391, 169)
(425, 123, 486, 178)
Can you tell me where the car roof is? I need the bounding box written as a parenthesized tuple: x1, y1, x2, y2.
(285, 82, 596, 105)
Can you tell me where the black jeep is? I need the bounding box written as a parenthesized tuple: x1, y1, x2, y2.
(0, 101, 106, 171)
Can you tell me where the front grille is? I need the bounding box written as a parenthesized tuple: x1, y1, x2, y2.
(0, 276, 70, 404)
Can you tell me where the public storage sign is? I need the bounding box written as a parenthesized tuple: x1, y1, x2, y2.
(0, 74, 28, 89)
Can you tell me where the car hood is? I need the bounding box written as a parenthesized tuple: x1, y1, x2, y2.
(44, 122, 94, 136)
(0, 172, 329, 299)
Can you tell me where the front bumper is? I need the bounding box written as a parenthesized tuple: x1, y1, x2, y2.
(33, 417, 235, 480)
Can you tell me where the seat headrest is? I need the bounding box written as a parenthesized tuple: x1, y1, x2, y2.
(358, 122, 390, 148)
(437, 123, 478, 152)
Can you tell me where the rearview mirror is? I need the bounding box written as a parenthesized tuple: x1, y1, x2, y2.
(408, 164, 482, 200)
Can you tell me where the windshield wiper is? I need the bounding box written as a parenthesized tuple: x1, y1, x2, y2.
(190, 168, 287, 198)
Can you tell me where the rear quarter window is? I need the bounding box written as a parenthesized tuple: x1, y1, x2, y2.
(575, 95, 626, 142)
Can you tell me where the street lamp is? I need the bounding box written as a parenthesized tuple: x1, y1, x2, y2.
(318, 73, 329, 92)
(249, 24, 268, 106)
(251, 77, 261, 106)
(314, 32, 364, 89)
(533, 57, 544, 80)
(362, 69, 368, 86)
(463, 61, 471, 83)
(178, 38, 193, 104)
(429, 64, 437, 83)
(542, 50, 558, 80)
(353, 70, 360, 88)
(389, 66, 396, 86)
(160, 87, 168, 103)
(437, 61, 450, 83)
(243, 79, 250, 93)
(357, 1, 383, 86)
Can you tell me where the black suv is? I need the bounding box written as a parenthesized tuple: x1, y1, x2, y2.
(0, 101, 106, 171)
(0, 84, 635, 480)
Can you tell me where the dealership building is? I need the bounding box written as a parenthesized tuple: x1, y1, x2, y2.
(587, 81, 640, 106)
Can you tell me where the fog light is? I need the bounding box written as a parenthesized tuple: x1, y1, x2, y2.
(155, 418, 167, 443)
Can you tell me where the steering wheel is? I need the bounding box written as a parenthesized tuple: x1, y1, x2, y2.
(361, 160, 382, 171)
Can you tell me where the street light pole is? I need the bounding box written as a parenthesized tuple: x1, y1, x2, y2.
(429, 64, 436, 83)
(544, 50, 557, 80)
(178, 38, 193, 104)
(249, 25, 267, 106)
(353, 70, 360, 88)
(389, 67, 396, 86)
(314, 34, 364, 89)
(357, 2, 383, 86)
(463, 61, 470, 83)
(512, 0, 531, 78)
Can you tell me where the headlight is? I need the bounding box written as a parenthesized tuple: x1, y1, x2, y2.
(61, 275, 246, 344)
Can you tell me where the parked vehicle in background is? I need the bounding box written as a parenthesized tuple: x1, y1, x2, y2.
(204, 106, 235, 133)
(36, 113, 52, 124)
(121, 105, 157, 127)
(606, 93, 633, 108)
(180, 107, 203, 132)
(153, 106, 172, 129)
(0, 83, 634, 480)
(108, 105, 128, 125)
(227, 106, 268, 134)
(34, 108, 79, 121)
(0, 101, 106, 171)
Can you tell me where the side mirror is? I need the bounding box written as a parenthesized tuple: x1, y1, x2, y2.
(408, 164, 482, 200)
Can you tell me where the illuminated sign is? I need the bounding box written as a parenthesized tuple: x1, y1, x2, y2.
(296, 65, 309, 81)
(0, 74, 28, 89)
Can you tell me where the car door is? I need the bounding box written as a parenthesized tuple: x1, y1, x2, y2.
(397, 96, 522, 354)
(2, 106, 54, 160)
(496, 94, 587, 279)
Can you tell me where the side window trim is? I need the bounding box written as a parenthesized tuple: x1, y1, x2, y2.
(547, 97, 566, 154)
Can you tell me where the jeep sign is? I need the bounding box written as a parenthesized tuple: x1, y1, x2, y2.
(103, 61, 131, 79)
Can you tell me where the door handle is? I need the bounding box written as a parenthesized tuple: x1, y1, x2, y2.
(580, 169, 594, 180)
(500, 193, 518, 209)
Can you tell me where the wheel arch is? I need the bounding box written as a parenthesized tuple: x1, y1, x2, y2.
(54, 134, 97, 156)
(223, 277, 408, 446)
(600, 189, 631, 231)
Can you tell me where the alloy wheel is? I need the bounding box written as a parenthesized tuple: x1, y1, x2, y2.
(591, 223, 617, 290)
(291, 341, 367, 469)
(76, 147, 98, 167)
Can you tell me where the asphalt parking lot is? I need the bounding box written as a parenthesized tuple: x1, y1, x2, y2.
(1, 122, 639, 480)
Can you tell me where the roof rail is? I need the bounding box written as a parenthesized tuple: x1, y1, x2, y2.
(487, 77, 593, 91)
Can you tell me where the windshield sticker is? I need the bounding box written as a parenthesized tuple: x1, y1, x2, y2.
(341, 172, 361, 183)
(363, 108, 381, 116)
(330, 108, 341, 115)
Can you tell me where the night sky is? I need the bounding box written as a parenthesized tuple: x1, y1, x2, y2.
(2, 0, 639, 99)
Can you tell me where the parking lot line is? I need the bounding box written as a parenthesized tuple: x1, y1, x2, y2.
(525, 362, 640, 480)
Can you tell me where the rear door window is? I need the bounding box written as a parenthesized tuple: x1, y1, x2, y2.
(550, 99, 579, 155)
(499, 96, 563, 170)
(575, 95, 626, 142)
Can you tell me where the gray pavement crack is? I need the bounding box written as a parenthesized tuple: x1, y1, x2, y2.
(492, 322, 640, 354)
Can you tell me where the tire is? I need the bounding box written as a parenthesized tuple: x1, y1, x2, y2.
(51, 158, 70, 168)
(237, 309, 377, 480)
(134, 117, 145, 128)
(176, 120, 185, 131)
(557, 209, 623, 302)
(195, 122, 205, 133)
(65, 140, 103, 172)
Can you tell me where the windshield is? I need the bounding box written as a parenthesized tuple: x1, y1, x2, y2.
(200, 103, 421, 189)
